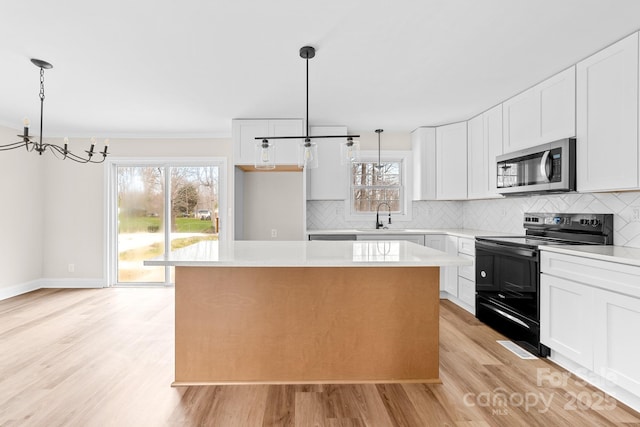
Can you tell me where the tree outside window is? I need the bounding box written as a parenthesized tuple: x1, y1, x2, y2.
(351, 161, 403, 213)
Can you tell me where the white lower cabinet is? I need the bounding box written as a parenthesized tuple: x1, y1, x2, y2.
(593, 288, 640, 396)
(540, 250, 640, 409)
(433, 235, 475, 314)
(540, 274, 594, 369)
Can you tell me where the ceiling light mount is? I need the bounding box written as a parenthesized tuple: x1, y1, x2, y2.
(299, 46, 316, 60)
(255, 45, 359, 169)
(30, 58, 52, 69)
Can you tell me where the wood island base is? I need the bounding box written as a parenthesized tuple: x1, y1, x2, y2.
(174, 266, 440, 385)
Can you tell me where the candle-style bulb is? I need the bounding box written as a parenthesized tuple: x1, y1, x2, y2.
(23, 118, 30, 127)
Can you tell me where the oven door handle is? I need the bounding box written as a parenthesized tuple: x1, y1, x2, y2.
(479, 302, 531, 329)
(475, 241, 538, 259)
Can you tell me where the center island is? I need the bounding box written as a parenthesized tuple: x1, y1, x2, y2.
(145, 239, 472, 385)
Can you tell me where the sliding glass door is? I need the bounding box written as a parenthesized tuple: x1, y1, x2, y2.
(111, 160, 225, 286)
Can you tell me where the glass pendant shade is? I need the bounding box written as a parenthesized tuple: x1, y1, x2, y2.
(298, 139, 318, 169)
(255, 139, 276, 169)
(340, 137, 360, 165)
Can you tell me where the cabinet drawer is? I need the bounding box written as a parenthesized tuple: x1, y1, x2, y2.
(458, 276, 476, 307)
(540, 251, 640, 298)
(457, 253, 475, 281)
(458, 238, 475, 255)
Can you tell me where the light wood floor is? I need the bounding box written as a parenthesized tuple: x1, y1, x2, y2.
(1, 288, 639, 426)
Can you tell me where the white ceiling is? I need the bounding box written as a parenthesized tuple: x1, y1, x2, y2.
(1, 0, 640, 139)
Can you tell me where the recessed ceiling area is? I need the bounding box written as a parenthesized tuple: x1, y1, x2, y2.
(1, 0, 640, 138)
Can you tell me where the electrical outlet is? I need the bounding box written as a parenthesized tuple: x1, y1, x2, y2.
(68, 264, 75, 273)
(271, 229, 277, 238)
(633, 208, 640, 221)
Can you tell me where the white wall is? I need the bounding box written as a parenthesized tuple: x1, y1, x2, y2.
(242, 171, 304, 240)
(0, 125, 44, 296)
(0, 133, 234, 297)
(352, 130, 411, 151)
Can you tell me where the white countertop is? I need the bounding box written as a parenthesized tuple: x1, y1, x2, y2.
(306, 228, 517, 239)
(541, 245, 640, 267)
(144, 240, 473, 267)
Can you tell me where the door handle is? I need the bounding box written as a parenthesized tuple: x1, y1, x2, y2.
(539, 150, 552, 182)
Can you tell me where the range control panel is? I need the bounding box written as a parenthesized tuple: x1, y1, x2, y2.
(524, 213, 610, 230)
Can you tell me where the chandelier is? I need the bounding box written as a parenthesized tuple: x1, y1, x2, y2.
(254, 46, 360, 170)
(0, 59, 109, 163)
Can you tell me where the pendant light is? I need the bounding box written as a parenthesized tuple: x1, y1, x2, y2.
(255, 46, 360, 169)
(375, 129, 384, 169)
(340, 136, 360, 165)
(255, 139, 276, 169)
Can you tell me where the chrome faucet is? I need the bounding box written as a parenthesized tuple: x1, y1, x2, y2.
(375, 202, 392, 229)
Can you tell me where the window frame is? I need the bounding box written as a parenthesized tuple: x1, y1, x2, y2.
(344, 150, 413, 223)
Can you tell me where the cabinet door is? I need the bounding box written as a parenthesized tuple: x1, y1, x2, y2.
(233, 120, 269, 165)
(436, 122, 468, 200)
(540, 274, 594, 369)
(539, 67, 576, 142)
(270, 120, 305, 165)
(458, 276, 476, 309)
(307, 126, 348, 200)
(424, 235, 445, 251)
(576, 33, 639, 192)
(411, 127, 437, 200)
(486, 104, 504, 197)
(503, 67, 576, 152)
(424, 234, 447, 292)
(443, 236, 459, 295)
(593, 288, 640, 396)
(467, 114, 487, 199)
(503, 86, 540, 152)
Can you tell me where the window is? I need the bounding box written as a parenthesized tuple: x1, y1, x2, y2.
(351, 160, 403, 213)
(108, 159, 226, 286)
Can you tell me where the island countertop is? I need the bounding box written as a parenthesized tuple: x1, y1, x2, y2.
(144, 239, 472, 268)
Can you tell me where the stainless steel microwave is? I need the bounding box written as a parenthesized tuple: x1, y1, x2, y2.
(496, 138, 576, 195)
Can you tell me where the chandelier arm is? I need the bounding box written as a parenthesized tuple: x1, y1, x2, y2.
(0, 141, 31, 151)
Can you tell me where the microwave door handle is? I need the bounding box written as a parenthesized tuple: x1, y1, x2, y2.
(539, 150, 552, 182)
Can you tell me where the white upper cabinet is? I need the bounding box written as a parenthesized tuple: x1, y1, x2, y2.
(411, 127, 437, 200)
(306, 126, 348, 200)
(576, 32, 639, 192)
(233, 119, 304, 165)
(503, 67, 576, 152)
(436, 122, 468, 200)
(468, 104, 504, 199)
(467, 114, 486, 199)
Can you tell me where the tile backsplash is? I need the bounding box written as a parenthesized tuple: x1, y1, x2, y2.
(307, 191, 640, 248)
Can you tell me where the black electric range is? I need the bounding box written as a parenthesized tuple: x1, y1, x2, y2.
(474, 213, 613, 356)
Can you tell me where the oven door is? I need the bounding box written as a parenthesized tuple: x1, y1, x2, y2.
(475, 240, 539, 318)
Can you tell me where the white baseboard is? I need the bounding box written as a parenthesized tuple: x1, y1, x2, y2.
(441, 292, 476, 315)
(0, 278, 106, 301)
(549, 350, 640, 413)
(0, 280, 41, 301)
(39, 278, 106, 289)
